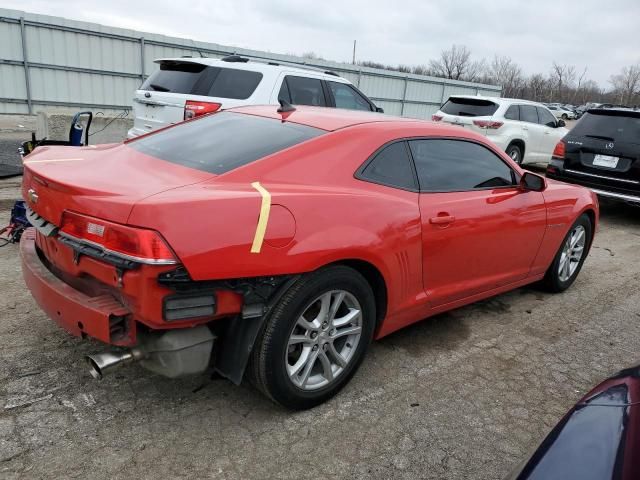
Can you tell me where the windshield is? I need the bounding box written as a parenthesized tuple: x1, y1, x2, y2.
(440, 97, 499, 117)
(571, 110, 640, 144)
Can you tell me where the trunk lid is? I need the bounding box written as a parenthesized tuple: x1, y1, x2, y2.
(22, 143, 215, 226)
(132, 90, 189, 135)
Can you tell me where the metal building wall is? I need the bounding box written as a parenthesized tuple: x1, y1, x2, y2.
(0, 8, 501, 117)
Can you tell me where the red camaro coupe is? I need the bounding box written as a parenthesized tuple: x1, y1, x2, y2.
(20, 105, 598, 409)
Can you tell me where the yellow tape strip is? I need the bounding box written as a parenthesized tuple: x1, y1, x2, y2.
(24, 158, 85, 164)
(250, 181, 271, 253)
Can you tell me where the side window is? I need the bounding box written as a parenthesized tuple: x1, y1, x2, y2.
(328, 82, 372, 111)
(409, 139, 516, 192)
(207, 69, 263, 99)
(537, 107, 557, 127)
(284, 76, 327, 106)
(520, 105, 539, 124)
(358, 142, 417, 191)
(504, 105, 520, 120)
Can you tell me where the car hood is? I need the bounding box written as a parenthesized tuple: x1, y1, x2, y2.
(21, 143, 215, 225)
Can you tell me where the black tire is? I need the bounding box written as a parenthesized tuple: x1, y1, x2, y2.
(506, 143, 523, 164)
(542, 214, 592, 293)
(248, 265, 376, 410)
(561, 113, 568, 120)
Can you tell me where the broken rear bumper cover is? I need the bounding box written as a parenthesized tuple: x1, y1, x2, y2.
(20, 228, 134, 346)
(20, 227, 296, 382)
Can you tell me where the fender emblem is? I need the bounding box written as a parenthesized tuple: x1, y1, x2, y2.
(27, 188, 38, 204)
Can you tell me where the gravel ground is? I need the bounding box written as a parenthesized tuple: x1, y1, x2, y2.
(1, 142, 639, 479)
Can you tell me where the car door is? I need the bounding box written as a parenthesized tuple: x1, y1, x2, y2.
(536, 106, 566, 161)
(409, 138, 547, 307)
(519, 105, 545, 162)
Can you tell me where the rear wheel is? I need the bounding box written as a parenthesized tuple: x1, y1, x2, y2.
(561, 113, 568, 120)
(248, 266, 375, 410)
(506, 143, 523, 164)
(542, 214, 592, 292)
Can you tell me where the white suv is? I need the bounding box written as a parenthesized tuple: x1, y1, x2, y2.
(432, 96, 568, 164)
(127, 55, 381, 138)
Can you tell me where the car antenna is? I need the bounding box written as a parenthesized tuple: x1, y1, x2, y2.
(277, 99, 296, 114)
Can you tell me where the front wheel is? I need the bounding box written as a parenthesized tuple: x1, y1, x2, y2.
(506, 143, 523, 164)
(542, 214, 592, 292)
(248, 265, 376, 410)
(561, 113, 568, 120)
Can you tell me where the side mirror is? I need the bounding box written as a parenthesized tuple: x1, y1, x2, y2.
(375, 106, 385, 113)
(557, 119, 566, 128)
(520, 172, 546, 192)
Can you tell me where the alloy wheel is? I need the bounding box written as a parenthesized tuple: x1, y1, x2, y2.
(285, 290, 362, 391)
(558, 224, 586, 282)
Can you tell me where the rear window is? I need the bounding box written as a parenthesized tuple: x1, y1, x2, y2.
(141, 62, 262, 100)
(128, 112, 324, 174)
(440, 97, 499, 117)
(571, 110, 640, 144)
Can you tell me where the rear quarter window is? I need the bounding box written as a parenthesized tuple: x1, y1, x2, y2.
(440, 98, 499, 117)
(128, 112, 324, 174)
(571, 111, 640, 144)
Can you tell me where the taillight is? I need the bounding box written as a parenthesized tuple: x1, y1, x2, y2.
(432, 114, 443, 122)
(184, 100, 221, 120)
(60, 211, 177, 265)
(552, 141, 566, 158)
(472, 120, 503, 129)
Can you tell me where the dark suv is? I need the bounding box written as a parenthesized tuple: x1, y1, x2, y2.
(547, 108, 640, 205)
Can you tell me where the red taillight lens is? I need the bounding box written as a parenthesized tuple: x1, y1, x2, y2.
(552, 141, 566, 158)
(184, 100, 221, 120)
(472, 120, 503, 129)
(60, 211, 177, 264)
(432, 114, 443, 122)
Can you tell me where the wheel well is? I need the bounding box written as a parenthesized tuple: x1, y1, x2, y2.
(331, 259, 387, 329)
(507, 139, 525, 156)
(583, 209, 597, 251)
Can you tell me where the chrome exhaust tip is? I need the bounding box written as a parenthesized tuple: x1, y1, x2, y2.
(85, 349, 144, 380)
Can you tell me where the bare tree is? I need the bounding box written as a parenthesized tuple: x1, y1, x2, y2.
(609, 64, 640, 105)
(428, 45, 484, 81)
(578, 79, 602, 104)
(524, 74, 548, 102)
(572, 67, 588, 103)
(550, 62, 577, 102)
(487, 55, 524, 97)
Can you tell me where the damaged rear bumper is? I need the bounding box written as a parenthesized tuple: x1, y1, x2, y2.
(20, 228, 135, 345)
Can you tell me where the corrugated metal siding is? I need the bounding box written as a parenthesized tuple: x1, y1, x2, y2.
(0, 7, 501, 118)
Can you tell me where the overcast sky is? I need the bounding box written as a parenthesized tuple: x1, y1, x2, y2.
(4, 0, 639, 86)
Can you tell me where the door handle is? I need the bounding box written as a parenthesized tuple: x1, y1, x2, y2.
(429, 214, 455, 225)
(522, 126, 529, 131)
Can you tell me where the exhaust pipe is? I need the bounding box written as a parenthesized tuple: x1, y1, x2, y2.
(85, 348, 146, 380)
(85, 326, 215, 379)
